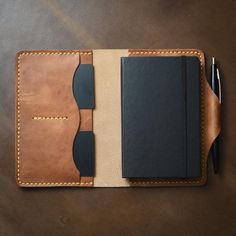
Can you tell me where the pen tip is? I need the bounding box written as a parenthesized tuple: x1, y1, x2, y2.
(212, 57, 215, 64)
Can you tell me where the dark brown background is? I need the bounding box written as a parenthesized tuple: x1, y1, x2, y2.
(0, 0, 235, 235)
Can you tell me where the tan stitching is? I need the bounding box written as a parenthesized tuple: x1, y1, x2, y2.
(32, 116, 68, 120)
(16, 55, 21, 183)
(18, 181, 93, 186)
(16, 51, 93, 187)
(18, 51, 92, 57)
(80, 52, 92, 55)
(19, 52, 80, 56)
(128, 49, 205, 185)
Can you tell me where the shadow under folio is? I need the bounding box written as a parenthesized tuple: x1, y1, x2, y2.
(19, 185, 95, 193)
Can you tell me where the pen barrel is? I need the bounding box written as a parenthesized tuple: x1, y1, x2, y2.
(211, 64, 219, 98)
(211, 61, 221, 174)
(212, 136, 220, 173)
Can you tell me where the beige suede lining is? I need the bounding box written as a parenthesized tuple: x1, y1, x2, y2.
(93, 50, 129, 187)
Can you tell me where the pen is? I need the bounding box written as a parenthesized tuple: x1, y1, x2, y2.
(211, 57, 221, 174)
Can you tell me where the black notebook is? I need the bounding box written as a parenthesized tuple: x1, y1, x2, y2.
(121, 56, 201, 178)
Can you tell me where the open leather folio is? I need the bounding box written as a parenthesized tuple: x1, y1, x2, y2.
(15, 49, 221, 187)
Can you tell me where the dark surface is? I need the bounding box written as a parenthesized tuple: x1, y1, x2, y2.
(121, 56, 200, 178)
(0, 0, 235, 235)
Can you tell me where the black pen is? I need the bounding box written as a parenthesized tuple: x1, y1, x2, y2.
(211, 57, 221, 174)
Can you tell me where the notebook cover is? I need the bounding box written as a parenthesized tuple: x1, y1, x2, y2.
(121, 56, 201, 178)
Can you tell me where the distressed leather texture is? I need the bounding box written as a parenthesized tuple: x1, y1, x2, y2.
(16, 50, 93, 187)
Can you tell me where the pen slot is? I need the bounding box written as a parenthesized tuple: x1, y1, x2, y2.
(203, 77, 221, 161)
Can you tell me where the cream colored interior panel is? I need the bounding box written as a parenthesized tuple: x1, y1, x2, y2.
(93, 49, 130, 187)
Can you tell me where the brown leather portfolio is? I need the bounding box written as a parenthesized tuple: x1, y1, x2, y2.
(15, 49, 221, 187)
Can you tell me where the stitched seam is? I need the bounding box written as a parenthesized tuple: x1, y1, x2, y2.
(18, 51, 92, 56)
(128, 49, 205, 185)
(16, 51, 93, 186)
(19, 52, 80, 56)
(20, 182, 93, 186)
(80, 52, 92, 55)
(32, 116, 68, 120)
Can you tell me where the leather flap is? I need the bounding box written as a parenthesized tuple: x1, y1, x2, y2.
(16, 50, 94, 187)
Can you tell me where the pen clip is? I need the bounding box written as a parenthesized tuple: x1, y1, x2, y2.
(217, 68, 222, 104)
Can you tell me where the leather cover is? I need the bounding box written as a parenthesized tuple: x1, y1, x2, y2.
(15, 49, 220, 187)
(16, 50, 94, 187)
(121, 56, 201, 178)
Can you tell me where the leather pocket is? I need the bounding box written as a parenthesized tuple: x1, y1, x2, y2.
(15, 50, 94, 187)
